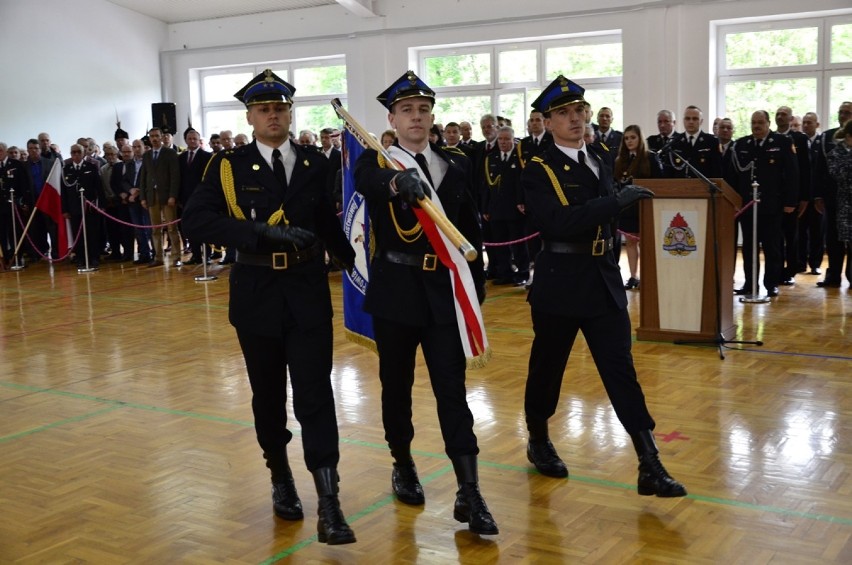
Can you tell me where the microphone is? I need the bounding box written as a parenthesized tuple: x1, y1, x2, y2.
(657, 132, 683, 154)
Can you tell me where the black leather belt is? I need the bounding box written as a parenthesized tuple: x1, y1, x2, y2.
(543, 238, 613, 256)
(235, 244, 322, 270)
(377, 249, 439, 271)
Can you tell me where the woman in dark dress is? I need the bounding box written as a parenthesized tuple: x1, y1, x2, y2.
(613, 125, 663, 289)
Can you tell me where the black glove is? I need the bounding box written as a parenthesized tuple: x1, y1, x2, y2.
(253, 222, 316, 252)
(616, 184, 654, 209)
(395, 169, 432, 206)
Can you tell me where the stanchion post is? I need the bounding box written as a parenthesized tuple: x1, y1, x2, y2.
(77, 189, 97, 273)
(740, 180, 770, 304)
(9, 186, 25, 270)
(194, 241, 217, 282)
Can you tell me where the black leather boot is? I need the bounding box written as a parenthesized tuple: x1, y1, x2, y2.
(526, 419, 568, 478)
(264, 452, 303, 520)
(312, 467, 356, 545)
(390, 445, 425, 505)
(451, 455, 499, 535)
(630, 430, 687, 497)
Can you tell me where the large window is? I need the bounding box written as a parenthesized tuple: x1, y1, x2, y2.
(716, 16, 852, 136)
(417, 32, 622, 139)
(199, 57, 345, 144)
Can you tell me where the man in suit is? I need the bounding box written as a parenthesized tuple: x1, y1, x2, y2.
(520, 75, 687, 499)
(353, 70, 497, 536)
(61, 144, 104, 269)
(662, 105, 723, 178)
(646, 110, 677, 152)
(100, 144, 134, 261)
(178, 128, 212, 264)
(726, 110, 799, 297)
(594, 107, 622, 150)
(25, 138, 57, 259)
(482, 126, 529, 285)
(812, 101, 852, 288)
(443, 122, 475, 158)
(182, 69, 356, 544)
(0, 142, 35, 265)
(140, 127, 182, 267)
(798, 111, 824, 275)
(122, 139, 153, 264)
(718, 118, 735, 158)
(774, 106, 810, 285)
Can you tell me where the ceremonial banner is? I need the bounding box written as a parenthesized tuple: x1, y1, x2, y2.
(340, 129, 376, 351)
(35, 160, 69, 254)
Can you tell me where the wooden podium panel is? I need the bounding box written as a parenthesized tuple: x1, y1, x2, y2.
(634, 179, 741, 342)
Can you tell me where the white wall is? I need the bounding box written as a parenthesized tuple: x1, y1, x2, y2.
(0, 0, 166, 153)
(161, 0, 851, 141)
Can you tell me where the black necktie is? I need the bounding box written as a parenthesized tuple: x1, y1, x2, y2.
(689, 135, 695, 146)
(414, 153, 433, 186)
(153, 150, 159, 162)
(272, 148, 288, 190)
(534, 137, 539, 146)
(187, 151, 194, 165)
(578, 151, 587, 167)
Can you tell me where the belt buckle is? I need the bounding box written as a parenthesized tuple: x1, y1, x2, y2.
(272, 252, 289, 270)
(592, 239, 605, 256)
(422, 254, 437, 271)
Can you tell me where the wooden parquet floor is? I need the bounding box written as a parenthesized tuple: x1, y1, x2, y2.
(1, 254, 850, 564)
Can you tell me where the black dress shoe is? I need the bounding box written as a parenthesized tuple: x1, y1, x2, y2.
(637, 454, 688, 497)
(272, 481, 303, 520)
(733, 286, 750, 295)
(453, 483, 499, 535)
(526, 439, 568, 478)
(817, 280, 841, 288)
(391, 463, 425, 505)
(624, 277, 640, 290)
(492, 278, 514, 285)
(767, 287, 779, 297)
(779, 279, 795, 286)
(808, 268, 821, 275)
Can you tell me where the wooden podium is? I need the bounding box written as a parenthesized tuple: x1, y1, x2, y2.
(634, 179, 742, 342)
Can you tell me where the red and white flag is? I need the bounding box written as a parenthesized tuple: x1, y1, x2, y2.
(35, 160, 68, 254)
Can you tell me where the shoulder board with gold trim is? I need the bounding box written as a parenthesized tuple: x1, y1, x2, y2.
(600, 143, 610, 152)
(441, 146, 466, 157)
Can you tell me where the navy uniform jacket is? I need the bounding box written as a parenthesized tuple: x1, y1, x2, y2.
(724, 132, 798, 216)
(61, 160, 103, 215)
(522, 143, 626, 318)
(483, 150, 524, 221)
(595, 129, 623, 151)
(353, 143, 485, 327)
(811, 127, 841, 205)
(662, 131, 723, 178)
(517, 132, 553, 169)
(647, 133, 675, 153)
(779, 130, 811, 201)
(181, 141, 354, 337)
(1, 158, 34, 207)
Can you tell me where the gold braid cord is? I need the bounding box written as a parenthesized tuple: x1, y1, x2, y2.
(378, 151, 423, 242)
(531, 157, 569, 206)
(220, 157, 286, 225)
(484, 155, 501, 187)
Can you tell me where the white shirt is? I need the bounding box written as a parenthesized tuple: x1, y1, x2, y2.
(555, 142, 599, 179)
(256, 139, 295, 181)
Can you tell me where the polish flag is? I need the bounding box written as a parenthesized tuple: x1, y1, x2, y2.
(35, 160, 68, 253)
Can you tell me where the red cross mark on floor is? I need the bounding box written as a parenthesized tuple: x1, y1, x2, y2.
(655, 431, 690, 443)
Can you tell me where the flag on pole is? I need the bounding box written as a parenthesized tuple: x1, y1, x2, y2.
(340, 129, 376, 351)
(35, 160, 68, 254)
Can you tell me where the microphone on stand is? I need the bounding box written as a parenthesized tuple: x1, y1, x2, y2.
(657, 132, 684, 155)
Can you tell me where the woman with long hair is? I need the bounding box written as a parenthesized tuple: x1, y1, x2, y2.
(613, 124, 663, 290)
